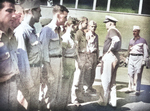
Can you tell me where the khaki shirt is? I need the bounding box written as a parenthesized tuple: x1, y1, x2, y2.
(0, 30, 19, 82)
(86, 31, 99, 56)
(16, 21, 42, 65)
(40, 21, 62, 62)
(75, 29, 87, 53)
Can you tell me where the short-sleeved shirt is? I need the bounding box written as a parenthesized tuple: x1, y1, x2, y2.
(129, 37, 147, 55)
(129, 37, 148, 61)
(0, 30, 19, 82)
(16, 21, 42, 65)
(86, 31, 99, 54)
(75, 29, 87, 53)
(103, 27, 121, 54)
(40, 21, 61, 62)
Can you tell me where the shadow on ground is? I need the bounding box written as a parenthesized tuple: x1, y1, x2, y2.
(66, 81, 150, 111)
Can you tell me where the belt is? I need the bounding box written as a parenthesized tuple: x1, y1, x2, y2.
(49, 55, 62, 58)
(30, 64, 41, 67)
(79, 52, 86, 54)
(130, 54, 143, 56)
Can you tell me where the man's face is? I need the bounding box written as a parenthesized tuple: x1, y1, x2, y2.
(57, 11, 68, 26)
(82, 20, 88, 29)
(0, 2, 15, 31)
(32, 7, 41, 23)
(105, 22, 110, 30)
(11, 12, 22, 30)
(133, 29, 140, 37)
(89, 25, 97, 32)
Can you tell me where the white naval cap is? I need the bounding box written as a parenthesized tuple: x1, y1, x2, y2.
(103, 15, 118, 23)
(133, 25, 140, 31)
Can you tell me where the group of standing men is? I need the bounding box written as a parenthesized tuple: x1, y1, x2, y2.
(0, 0, 98, 110)
(0, 0, 149, 111)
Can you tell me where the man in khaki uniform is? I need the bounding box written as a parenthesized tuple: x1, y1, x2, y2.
(84, 20, 99, 94)
(15, 0, 42, 110)
(71, 17, 88, 105)
(40, 5, 69, 110)
(0, 0, 19, 110)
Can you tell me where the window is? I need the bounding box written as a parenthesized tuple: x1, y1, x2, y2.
(142, 0, 150, 15)
(63, 0, 76, 8)
(110, 0, 139, 13)
(96, 0, 107, 11)
(78, 0, 93, 9)
(53, 0, 60, 5)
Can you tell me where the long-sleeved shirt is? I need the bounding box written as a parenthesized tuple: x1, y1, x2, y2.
(40, 20, 62, 62)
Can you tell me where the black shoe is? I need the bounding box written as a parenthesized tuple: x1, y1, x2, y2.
(135, 91, 140, 96)
(72, 100, 81, 107)
(85, 88, 96, 94)
(125, 89, 134, 93)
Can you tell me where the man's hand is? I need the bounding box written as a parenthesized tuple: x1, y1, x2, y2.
(125, 57, 129, 64)
(142, 60, 146, 66)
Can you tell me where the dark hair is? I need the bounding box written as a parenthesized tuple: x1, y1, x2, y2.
(0, 0, 15, 9)
(53, 4, 69, 14)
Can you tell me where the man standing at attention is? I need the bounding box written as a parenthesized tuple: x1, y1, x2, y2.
(71, 16, 88, 105)
(40, 5, 69, 110)
(125, 26, 148, 96)
(98, 15, 121, 107)
(0, 0, 19, 110)
(84, 20, 99, 94)
(14, 0, 42, 110)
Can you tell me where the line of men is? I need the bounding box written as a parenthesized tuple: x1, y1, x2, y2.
(0, 0, 149, 111)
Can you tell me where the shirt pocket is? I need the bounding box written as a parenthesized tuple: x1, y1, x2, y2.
(0, 44, 15, 76)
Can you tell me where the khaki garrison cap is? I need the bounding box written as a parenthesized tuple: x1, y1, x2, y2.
(103, 15, 118, 23)
(40, 17, 52, 26)
(21, 0, 41, 10)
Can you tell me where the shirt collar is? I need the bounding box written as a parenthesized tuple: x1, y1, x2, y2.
(133, 36, 141, 40)
(0, 29, 13, 39)
(47, 20, 61, 31)
(21, 21, 35, 33)
(47, 19, 59, 31)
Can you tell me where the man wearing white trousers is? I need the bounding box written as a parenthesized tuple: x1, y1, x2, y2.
(98, 16, 122, 107)
(125, 26, 148, 96)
